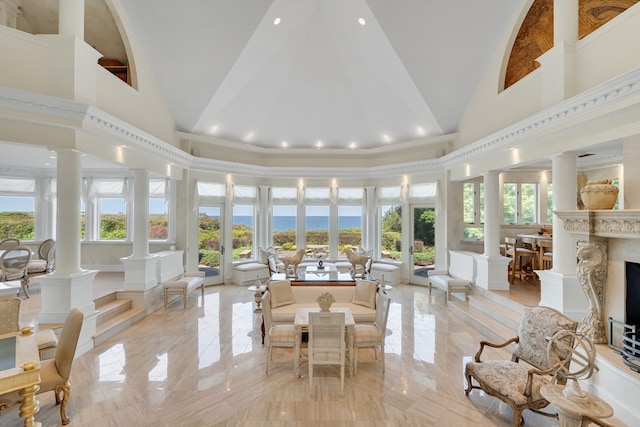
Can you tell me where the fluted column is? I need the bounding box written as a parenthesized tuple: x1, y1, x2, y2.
(58, 0, 84, 38)
(132, 169, 150, 258)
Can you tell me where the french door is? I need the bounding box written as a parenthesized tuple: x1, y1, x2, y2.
(198, 204, 224, 285)
(410, 205, 436, 286)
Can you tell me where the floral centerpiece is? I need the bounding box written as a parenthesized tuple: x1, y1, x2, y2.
(316, 292, 335, 312)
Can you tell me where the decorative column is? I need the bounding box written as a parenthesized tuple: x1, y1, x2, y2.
(59, 0, 84, 38)
(537, 152, 587, 320)
(38, 148, 96, 356)
(122, 169, 160, 302)
(476, 171, 510, 290)
(576, 238, 608, 344)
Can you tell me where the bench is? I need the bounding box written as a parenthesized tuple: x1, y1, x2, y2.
(370, 261, 401, 286)
(234, 262, 270, 284)
(427, 250, 476, 301)
(163, 271, 205, 309)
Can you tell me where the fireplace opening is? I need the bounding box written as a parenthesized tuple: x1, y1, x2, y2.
(610, 261, 640, 373)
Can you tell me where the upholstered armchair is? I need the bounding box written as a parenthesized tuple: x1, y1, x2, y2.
(464, 305, 578, 427)
(0, 246, 31, 298)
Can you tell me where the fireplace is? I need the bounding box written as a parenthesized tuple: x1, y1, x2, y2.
(609, 261, 640, 372)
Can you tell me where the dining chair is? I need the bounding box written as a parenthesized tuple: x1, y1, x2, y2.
(353, 292, 391, 374)
(538, 239, 553, 270)
(0, 238, 20, 250)
(0, 308, 84, 425)
(0, 297, 21, 334)
(27, 238, 56, 277)
(262, 291, 296, 375)
(504, 237, 535, 283)
(0, 246, 32, 298)
(308, 311, 345, 396)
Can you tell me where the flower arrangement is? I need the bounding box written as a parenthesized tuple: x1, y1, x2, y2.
(316, 292, 335, 312)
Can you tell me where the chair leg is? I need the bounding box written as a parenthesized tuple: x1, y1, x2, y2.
(512, 408, 523, 427)
(183, 289, 188, 309)
(354, 346, 358, 374)
(381, 344, 385, 373)
(464, 372, 474, 395)
(56, 381, 72, 425)
(21, 278, 30, 299)
(265, 344, 271, 375)
(163, 290, 168, 309)
(308, 363, 314, 396)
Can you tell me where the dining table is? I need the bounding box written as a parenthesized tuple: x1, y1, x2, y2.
(293, 307, 355, 377)
(0, 331, 41, 427)
(516, 233, 553, 270)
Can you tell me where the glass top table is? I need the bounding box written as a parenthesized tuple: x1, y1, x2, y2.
(270, 271, 373, 286)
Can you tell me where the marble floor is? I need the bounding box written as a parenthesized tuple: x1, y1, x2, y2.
(2, 277, 570, 427)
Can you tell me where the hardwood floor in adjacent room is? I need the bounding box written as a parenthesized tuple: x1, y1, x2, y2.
(3, 277, 564, 427)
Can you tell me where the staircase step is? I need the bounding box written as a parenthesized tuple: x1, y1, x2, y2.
(468, 294, 521, 331)
(449, 300, 516, 344)
(95, 306, 146, 346)
(94, 292, 116, 309)
(96, 299, 132, 326)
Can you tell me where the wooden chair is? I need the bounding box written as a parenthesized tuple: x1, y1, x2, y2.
(538, 239, 553, 270)
(504, 237, 536, 283)
(262, 291, 295, 375)
(465, 306, 578, 427)
(0, 246, 32, 298)
(353, 292, 391, 374)
(308, 311, 345, 396)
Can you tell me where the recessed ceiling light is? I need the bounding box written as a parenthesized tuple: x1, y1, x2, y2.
(358, 18, 366, 26)
(416, 126, 426, 136)
(120, 144, 127, 148)
(245, 132, 254, 141)
(44, 162, 51, 166)
(49, 155, 56, 159)
(281, 141, 288, 148)
(209, 124, 219, 133)
(349, 142, 357, 149)
(274, 17, 281, 25)
(316, 140, 323, 149)
(382, 134, 391, 143)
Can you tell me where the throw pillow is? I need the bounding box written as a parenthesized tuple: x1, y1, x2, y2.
(267, 256, 277, 274)
(268, 280, 294, 308)
(267, 246, 281, 264)
(258, 247, 269, 264)
(352, 279, 377, 309)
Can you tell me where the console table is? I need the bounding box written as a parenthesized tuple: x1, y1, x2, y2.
(271, 271, 373, 286)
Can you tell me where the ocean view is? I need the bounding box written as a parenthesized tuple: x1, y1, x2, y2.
(228, 215, 361, 231)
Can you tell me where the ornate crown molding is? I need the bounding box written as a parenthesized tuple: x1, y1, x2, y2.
(443, 68, 640, 166)
(556, 210, 640, 239)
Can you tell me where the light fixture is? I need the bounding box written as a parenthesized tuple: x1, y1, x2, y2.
(273, 17, 281, 25)
(349, 142, 357, 149)
(315, 140, 323, 149)
(245, 132, 254, 141)
(209, 124, 219, 133)
(120, 144, 127, 148)
(416, 126, 426, 136)
(382, 134, 391, 143)
(281, 141, 288, 148)
(358, 18, 366, 26)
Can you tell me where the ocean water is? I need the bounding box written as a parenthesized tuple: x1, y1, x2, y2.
(230, 215, 361, 231)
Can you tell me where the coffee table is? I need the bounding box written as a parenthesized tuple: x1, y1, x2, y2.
(271, 271, 372, 286)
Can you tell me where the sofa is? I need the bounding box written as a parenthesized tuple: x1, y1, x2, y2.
(261, 279, 381, 342)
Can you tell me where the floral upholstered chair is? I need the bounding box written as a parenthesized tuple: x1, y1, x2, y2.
(464, 305, 578, 427)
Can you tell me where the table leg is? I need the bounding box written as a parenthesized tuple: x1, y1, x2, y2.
(346, 325, 354, 377)
(18, 384, 41, 427)
(294, 326, 301, 377)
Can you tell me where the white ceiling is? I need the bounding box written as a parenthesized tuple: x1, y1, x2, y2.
(119, 0, 523, 149)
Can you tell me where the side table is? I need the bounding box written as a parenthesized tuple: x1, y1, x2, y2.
(247, 284, 266, 313)
(540, 384, 614, 427)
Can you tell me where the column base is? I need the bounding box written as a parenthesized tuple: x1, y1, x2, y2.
(37, 270, 98, 356)
(121, 255, 160, 291)
(537, 270, 588, 321)
(475, 255, 511, 291)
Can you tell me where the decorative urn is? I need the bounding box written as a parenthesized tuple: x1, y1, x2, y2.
(580, 180, 619, 210)
(316, 292, 335, 312)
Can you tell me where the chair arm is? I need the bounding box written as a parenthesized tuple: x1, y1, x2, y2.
(524, 361, 564, 397)
(474, 337, 519, 362)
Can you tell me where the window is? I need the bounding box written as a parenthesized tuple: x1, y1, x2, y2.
(547, 183, 554, 222)
(93, 179, 129, 240)
(463, 181, 484, 239)
(337, 187, 364, 251)
(503, 182, 538, 224)
(232, 183, 257, 261)
(304, 187, 330, 251)
(0, 177, 37, 240)
(149, 179, 169, 240)
(271, 187, 298, 251)
(379, 185, 403, 260)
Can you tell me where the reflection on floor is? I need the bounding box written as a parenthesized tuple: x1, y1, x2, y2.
(1, 273, 582, 426)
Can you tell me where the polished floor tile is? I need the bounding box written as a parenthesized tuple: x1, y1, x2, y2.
(2, 280, 565, 427)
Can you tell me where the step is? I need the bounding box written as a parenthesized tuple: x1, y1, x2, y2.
(468, 294, 521, 331)
(94, 293, 116, 310)
(95, 306, 146, 346)
(449, 300, 516, 344)
(481, 290, 527, 314)
(96, 299, 132, 327)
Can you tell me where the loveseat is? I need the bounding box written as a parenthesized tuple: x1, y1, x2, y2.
(261, 279, 381, 342)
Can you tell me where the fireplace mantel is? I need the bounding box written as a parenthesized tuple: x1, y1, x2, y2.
(555, 210, 640, 239)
